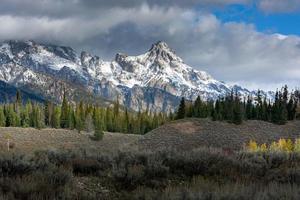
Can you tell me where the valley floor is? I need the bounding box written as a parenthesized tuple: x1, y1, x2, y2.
(1, 119, 300, 199)
(1, 118, 300, 154)
(0, 127, 141, 154)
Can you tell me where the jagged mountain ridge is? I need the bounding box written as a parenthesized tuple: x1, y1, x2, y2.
(0, 40, 271, 112)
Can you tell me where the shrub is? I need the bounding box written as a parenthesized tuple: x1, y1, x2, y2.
(260, 143, 267, 152)
(72, 158, 101, 175)
(246, 138, 300, 153)
(246, 140, 258, 152)
(93, 129, 104, 141)
(295, 139, 300, 152)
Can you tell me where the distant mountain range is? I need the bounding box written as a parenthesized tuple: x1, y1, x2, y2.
(0, 40, 273, 112)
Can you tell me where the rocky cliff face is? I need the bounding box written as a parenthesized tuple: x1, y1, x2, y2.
(0, 40, 272, 112)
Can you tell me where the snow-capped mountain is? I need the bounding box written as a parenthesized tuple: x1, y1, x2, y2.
(0, 40, 271, 112)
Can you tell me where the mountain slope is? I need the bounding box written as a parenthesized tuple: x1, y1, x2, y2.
(0, 80, 44, 103)
(0, 40, 271, 112)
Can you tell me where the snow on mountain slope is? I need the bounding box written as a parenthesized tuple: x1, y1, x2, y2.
(84, 41, 236, 100)
(0, 40, 271, 112)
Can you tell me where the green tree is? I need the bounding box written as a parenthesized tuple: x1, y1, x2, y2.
(75, 103, 84, 132)
(193, 96, 202, 117)
(0, 107, 5, 127)
(245, 96, 252, 120)
(20, 106, 30, 127)
(232, 92, 242, 125)
(51, 106, 61, 128)
(44, 101, 53, 126)
(176, 97, 186, 119)
(60, 91, 69, 128)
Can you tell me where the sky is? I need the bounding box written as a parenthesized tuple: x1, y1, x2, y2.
(0, 0, 300, 91)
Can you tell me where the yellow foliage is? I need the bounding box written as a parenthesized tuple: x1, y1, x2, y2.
(277, 138, 293, 152)
(286, 139, 293, 152)
(277, 138, 286, 151)
(246, 138, 299, 153)
(269, 141, 279, 152)
(247, 140, 258, 152)
(260, 143, 267, 152)
(294, 139, 300, 152)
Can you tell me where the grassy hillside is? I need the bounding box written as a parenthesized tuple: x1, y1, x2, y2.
(138, 118, 300, 151)
(0, 128, 141, 154)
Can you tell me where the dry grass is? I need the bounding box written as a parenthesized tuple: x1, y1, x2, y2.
(0, 127, 141, 154)
(1, 118, 300, 154)
(138, 118, 300, 151)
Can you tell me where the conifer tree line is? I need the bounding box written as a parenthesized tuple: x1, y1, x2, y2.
(0, 91, 168, 134)
(176, 86, 299, 125)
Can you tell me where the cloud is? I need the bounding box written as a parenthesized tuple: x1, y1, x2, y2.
(258, 0, 300, 13)
(0, 0, 249, 18)
(0, 0, 299, 90)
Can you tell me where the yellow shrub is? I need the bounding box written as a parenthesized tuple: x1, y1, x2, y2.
(277, 138, 293, 152)
(286, 139, 293, 152)
(247, 140, 258, 152)
(294, 139, 300, 152)
(260, 143, 268, 152)
(269, 141, 279, 152)
(246, 138, 300, 153)
(277, 138, 286, 151)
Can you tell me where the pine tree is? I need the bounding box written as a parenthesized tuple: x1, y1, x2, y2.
(271, 91, 280, 124)
(93, 107, 104, 140)
(232, 91, 242, 125)
(75, 102, 85, 132)
(6, 104, 17, 127)
(51, 106, 61, 128)
(94, 126, 104, 141)
(113, 97, 120, 117)
(213, 99, 221, 120)
(224, 91, 234, 121)
(15, 90, 22, 106)
(211, 108, 217, 121)
(193, 96, 202, 118)
(0, 107, 5, 127)
(67, 105, 75, 129)
(279, 90, 287, 124)
(105, 107, 114, 132)
(262, 97, 269, 121)
(256, 90, 263, 120)
(176, 97, 186, 119)
(20, 106, 30, 127)
(124, 108, 130, 133)
(245, 96, 252, 120)
(60, 91, 69, 128)
(44, 101, 53, 126)
(32, 104, 44, 129)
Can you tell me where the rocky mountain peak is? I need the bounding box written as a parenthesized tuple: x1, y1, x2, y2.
(151, 41, 169, 50)
(148, 41, 183, 63)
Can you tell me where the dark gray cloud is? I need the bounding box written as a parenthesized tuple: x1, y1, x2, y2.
(0, 0, 249, 18)
(0, 0, 299, 90)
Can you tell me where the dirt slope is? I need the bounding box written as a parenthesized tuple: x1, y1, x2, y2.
(138, 118, 300, 151)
